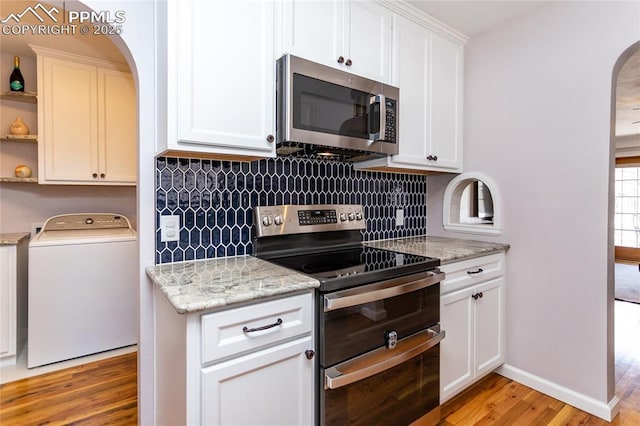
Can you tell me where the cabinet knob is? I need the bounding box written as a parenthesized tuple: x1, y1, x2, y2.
(305, 350, 315, 360)
(345, 58, 352, 66)
(472, 292, 484, 300)
(100, 173, 105, 178)
(427, 155, 438, 161)
(337, 56, 345, 64)
(266, 134, 274, 143)
(92, 173, 98, 178)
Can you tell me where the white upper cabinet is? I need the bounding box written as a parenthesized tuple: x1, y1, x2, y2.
(280, 0, 393, 83)
(33, 46, 136, 185)
(355, 12, 465, 174)
(160, 0, 276, 159)
(429, 32, 463, 170)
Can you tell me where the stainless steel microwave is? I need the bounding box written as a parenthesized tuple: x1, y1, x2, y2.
(276, 54, 399, 161)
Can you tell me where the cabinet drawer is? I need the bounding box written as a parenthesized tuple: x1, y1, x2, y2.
(201, 292, 312, 365)
(440, 253, 504, 295)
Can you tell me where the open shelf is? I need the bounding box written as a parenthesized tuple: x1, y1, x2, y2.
(1, 135, 37, 143)
(0, 91, 37, 104)
(0, 177, 37, 183)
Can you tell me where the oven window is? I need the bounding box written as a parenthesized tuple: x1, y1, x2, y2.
(321, 284, 439, 367)
(321, 348, 439, 426)
(293, 74, 371, 139)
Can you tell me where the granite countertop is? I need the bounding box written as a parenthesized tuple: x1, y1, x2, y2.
(146, 255, 319, 314)
(148, 235, 508, 314)
(364, 235, 510, 265)
(0, 232, 30, 245)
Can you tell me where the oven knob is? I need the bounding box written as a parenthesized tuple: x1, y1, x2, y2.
(262, 216, 272, 226)
(274, 215, 283, 225)
(355, 212, 363, 221)
(340, 213, 347, 221)
(348, 213, 355, 221)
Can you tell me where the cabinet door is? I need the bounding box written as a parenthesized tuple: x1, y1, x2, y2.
(387, 15, 431, 167)
(474, 278, 505, 377)
(0, 246, 16, 358)
(427, 33, 463, 171)
(171, 0, 276, 157)
(347, 1, 393, 83)
(202, 336, 314, 426)
(281, 0, 344, 69)
(97, 69, 136, 184)
(39, 57, 98, 183)
(440, 286, 474, 402)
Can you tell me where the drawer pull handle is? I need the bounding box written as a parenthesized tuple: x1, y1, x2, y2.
(472, 292, 484, 300)
(467, 268, 484, 275)
(242, 318, 283, 333)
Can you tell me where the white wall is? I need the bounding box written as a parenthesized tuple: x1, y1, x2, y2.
(428, 0, 640, 416)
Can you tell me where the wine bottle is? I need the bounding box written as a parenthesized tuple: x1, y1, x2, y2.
(9, 56, 24, 92)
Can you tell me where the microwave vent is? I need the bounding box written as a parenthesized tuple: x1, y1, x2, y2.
(276, 141, 386, 162)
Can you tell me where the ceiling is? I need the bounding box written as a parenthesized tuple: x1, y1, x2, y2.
(1, 0, 638, 137)
(409, 0, 640, 138)
(407, 0, 548, 37)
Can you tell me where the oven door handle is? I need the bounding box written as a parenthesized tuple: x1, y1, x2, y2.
(324, 269, 444, 312)
(324, 326, 445, 390)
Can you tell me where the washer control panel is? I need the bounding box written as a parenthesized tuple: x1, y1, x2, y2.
(41, 214, 132, 231)
(255, 204, 365, 237)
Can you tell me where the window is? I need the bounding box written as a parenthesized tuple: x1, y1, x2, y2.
(614, 167, 640, 248)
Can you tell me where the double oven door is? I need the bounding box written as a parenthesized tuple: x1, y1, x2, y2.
(318, 270, 445, 426)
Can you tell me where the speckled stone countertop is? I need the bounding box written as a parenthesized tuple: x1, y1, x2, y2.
(146, 255, 319, 314)
(0, 232, 30, 245)
(364, 235, 510, 264)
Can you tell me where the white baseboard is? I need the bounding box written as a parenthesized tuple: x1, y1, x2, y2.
(496, 364, 620, 422)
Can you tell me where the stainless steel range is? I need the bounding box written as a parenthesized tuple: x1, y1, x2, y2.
(254, 204, 445, 426)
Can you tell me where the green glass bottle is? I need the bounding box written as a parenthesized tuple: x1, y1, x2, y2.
(9, 56, 25, 92)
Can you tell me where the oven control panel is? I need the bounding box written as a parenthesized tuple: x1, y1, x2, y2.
(255, 204, 365, 237)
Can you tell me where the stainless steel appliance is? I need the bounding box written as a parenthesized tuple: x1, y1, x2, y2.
(276, 55, 399, 161)
(254, 204, 445, 425)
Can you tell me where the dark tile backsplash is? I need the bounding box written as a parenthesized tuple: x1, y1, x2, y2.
(155, 156, 427, 264)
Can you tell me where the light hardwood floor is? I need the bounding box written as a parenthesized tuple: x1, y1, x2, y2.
(0, 302, 638, 425)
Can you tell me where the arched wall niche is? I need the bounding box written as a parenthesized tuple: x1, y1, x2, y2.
(442, 172, 502, 236)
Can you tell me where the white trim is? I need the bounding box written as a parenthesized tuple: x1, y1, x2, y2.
(29, 45, 130, 72)
(496, 364, 621, 422)
(442, 172, 502, 236)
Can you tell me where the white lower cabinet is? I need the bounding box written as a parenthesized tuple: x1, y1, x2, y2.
(0, 238, 28, 366)
(439, 254, 506, 403)
(154, 289, 314, 426)
(202, 336, 313, 425)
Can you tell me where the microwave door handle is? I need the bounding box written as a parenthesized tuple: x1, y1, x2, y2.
(368, 94, 386, 145)
(324, 326, 445, 390)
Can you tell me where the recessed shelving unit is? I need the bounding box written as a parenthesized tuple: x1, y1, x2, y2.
(1, 91, 39, 184)
(0, 91, 37, 104)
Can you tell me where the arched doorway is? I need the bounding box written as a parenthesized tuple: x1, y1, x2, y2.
(609, 39, 640, 419)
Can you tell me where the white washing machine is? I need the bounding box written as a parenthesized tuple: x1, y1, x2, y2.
(28, 213, 137, 368)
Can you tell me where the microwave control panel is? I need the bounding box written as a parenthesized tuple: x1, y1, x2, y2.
(385, 99, 396, 143)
